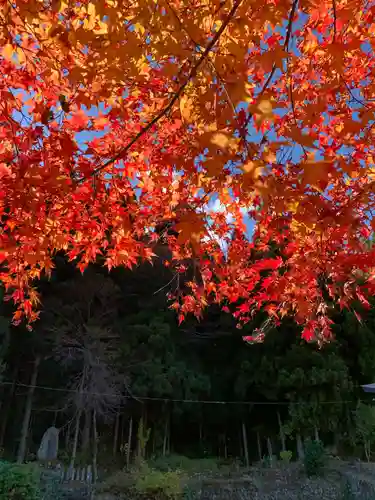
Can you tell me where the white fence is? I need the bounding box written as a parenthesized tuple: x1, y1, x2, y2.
(59, 464, 93, 483)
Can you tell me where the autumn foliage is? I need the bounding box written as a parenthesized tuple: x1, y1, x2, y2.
(0, 0, 375, 341)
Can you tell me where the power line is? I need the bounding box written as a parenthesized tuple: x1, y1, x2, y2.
(0, 381, 368, 406)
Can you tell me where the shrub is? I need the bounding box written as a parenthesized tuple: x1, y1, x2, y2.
(134, 468, 184, 499)
(149, 454, 220, 475)
(280, 450, 293, 463)
(102, 461, 186, 499)
(99, 469, 134, 495)
(304, 439, 327, 477)
(0, 461, 40, 500)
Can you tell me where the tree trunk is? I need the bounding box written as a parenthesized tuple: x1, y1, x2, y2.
(126, 417, 133, 470)
(224, 433, 227, 460)
(267, 437, 273, 465)
(81, 409, 91, 455)
(296, 433, 304, 460)
(239, 429, 243, 458)
(17, 355, 41, 463)
(120, 415, 125, 454)
(163, 413, 169, 456)
(152, 425, 156, 454)
(92, 410, 98, 482)
(365, 441, 371, 462)
(113, 412, 120, 456)
(256, 431, 262, 461)
(0, 364, 18, 448)
(65, 421, 71, 452)
(242, 421, 249, 468)
(333, 432, 340, 455)
(70, 375, 84, 470)
(277, 412, 286, 452)
(314, 426, 320, 442)
(167, 415, 171, 455)
(69, 409, 82, 470)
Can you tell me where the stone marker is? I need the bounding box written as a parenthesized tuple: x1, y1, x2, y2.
(37, 426, 60, 461)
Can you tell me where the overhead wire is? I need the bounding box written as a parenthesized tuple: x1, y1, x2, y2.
(0, 380, 369, 406)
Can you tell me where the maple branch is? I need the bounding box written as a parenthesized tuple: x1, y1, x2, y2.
(80, 0, 243, 183)
(284, 0, 298, 51)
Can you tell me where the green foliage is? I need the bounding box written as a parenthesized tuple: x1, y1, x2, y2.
(149, 454, 220, 474)
(100, 469, 134, 495)
(279, 450, 293, 463)
(134, 466, 184, 499)
(261, 455, 272, 468)
(0, 461, 40, 500)
(102, 460, 186, 499)
(303, 440, 327, 477)
(354, 402, 375, 461)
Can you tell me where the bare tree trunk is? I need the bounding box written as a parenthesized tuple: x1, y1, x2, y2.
(224, 433, 227, 460)
(70, 375, 84, 470)
(167, 415, 171, 455)
(267, 437, 273, 465)
(365, 441, 371, 462)
(256, 431, 262, 461)
(81, 409, 91, 455)
(70, 409, 82, 470)
(333, 432, 339, 455)
(126, 417, 133, 470)
(163, 413, 169, 456)
(277, 412, 286, 452)
(239, 429, 243, 458)
(296, 433, 304, 460)
(0, 364, 18, 448)
(92, 410, 98, 482)
(163, 421, 167, 456)
(65, 421, 71, 451)
(242, 421, 249, 468)
(113, 412, 120, 456)
(120, 415, 125, 453)
(17, 355, 41, 463)
(314, 426, 319, 442)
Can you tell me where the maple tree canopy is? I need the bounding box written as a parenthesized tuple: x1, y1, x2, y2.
(0, 0, 374, 342)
